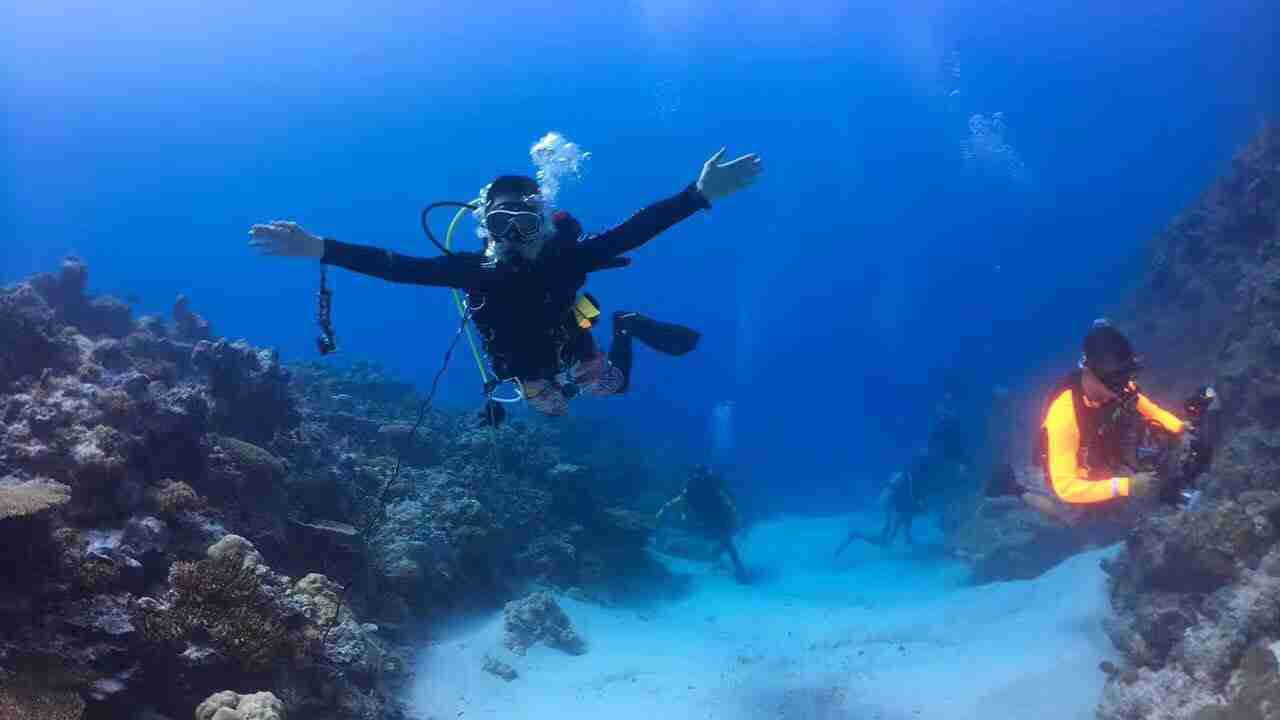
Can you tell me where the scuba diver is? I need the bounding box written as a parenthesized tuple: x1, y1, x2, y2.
(248, 148, 762, 419)
(1022, 319, 1217, 524)
(834, 468, 923, 556)
(656, 465, 749, 584)
(927, 380, 972, 474)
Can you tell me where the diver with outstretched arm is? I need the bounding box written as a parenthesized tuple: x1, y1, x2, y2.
(249, 149, 760, 418)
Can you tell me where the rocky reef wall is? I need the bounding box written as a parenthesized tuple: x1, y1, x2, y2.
(0, 259, 677, 719)
(1094, 124, 1280, 719)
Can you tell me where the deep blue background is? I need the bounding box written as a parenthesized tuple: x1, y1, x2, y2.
(4, 0, 1276, 512)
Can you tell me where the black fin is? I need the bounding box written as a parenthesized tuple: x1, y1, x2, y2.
(614, 312, 701, 356)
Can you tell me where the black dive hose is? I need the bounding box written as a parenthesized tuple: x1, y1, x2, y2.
(421, 201, 479, 255)
(323, 309, 472, 643)
(318, 200, 499, 644)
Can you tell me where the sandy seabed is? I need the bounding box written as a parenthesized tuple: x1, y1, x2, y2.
(412, 513, 1118, 720)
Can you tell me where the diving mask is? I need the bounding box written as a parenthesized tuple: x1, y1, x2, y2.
(484, 205, 543, 243)
(1080, 354, 1142, 395)
(1096, 361, 1142, 395)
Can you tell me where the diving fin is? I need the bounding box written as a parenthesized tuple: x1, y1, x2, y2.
(613, 311, 701, 356)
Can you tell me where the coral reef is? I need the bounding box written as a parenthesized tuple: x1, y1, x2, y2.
(1095, 125, 1280, 719)
(0, 257, 682, 718)
(138, 534, 399, 720)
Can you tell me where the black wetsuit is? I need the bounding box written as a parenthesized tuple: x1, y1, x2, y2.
(320, 185, 709, 381)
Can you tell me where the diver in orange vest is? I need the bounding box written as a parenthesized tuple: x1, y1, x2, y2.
(1024, 320, 1206, 522)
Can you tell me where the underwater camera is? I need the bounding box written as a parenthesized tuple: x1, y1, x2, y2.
(1136, 386, 1219, 507)
(1176, 386, 1218, 482)
(316, 265, 337, 355)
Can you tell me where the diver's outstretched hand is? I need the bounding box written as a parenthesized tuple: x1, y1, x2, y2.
(697, 148, 763, 203)
(248, 220, 325, 259)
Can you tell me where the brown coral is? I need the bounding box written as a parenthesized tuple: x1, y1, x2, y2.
(208, 435, 286, 490)
(142, 554, 290, 671)
(95, 389, 136, 426)
(0, 679, 85, 720)
(0, 477, 72, 520)
(290, 573, 342, 627)
(149, 478, 204, 516)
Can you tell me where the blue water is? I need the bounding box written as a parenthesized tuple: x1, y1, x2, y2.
(4, 0, 1277, 513)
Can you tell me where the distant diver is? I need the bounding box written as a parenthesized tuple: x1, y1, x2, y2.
(249, 148, 762, 421)
(710, 400, 735, 469)
(1021, 319, 1217, 524)
(835, 381, 975, 556)
(657, 465, 750, 584)
(835, 468, 923, 556)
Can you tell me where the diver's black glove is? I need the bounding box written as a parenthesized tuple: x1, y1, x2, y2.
(477, 400, 506, 428)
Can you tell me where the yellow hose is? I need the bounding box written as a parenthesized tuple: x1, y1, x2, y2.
(445, 206, 490, 384)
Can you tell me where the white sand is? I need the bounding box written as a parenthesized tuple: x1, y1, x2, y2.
(410, 513, 1119, 720)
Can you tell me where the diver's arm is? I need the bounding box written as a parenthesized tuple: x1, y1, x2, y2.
(577, 185, 711, 261)
(1043, 392, 1131, 503)
(576, 148, 762, 262)
(1137, 394, 1186, 434)
(321, 238, 498, 290)
(250, 219, 497, 290)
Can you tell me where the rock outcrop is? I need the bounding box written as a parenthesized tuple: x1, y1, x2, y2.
(502, 591, 586, 656)
(1097, 124, 1280, 719)
(1118, 124, 1280, 501)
